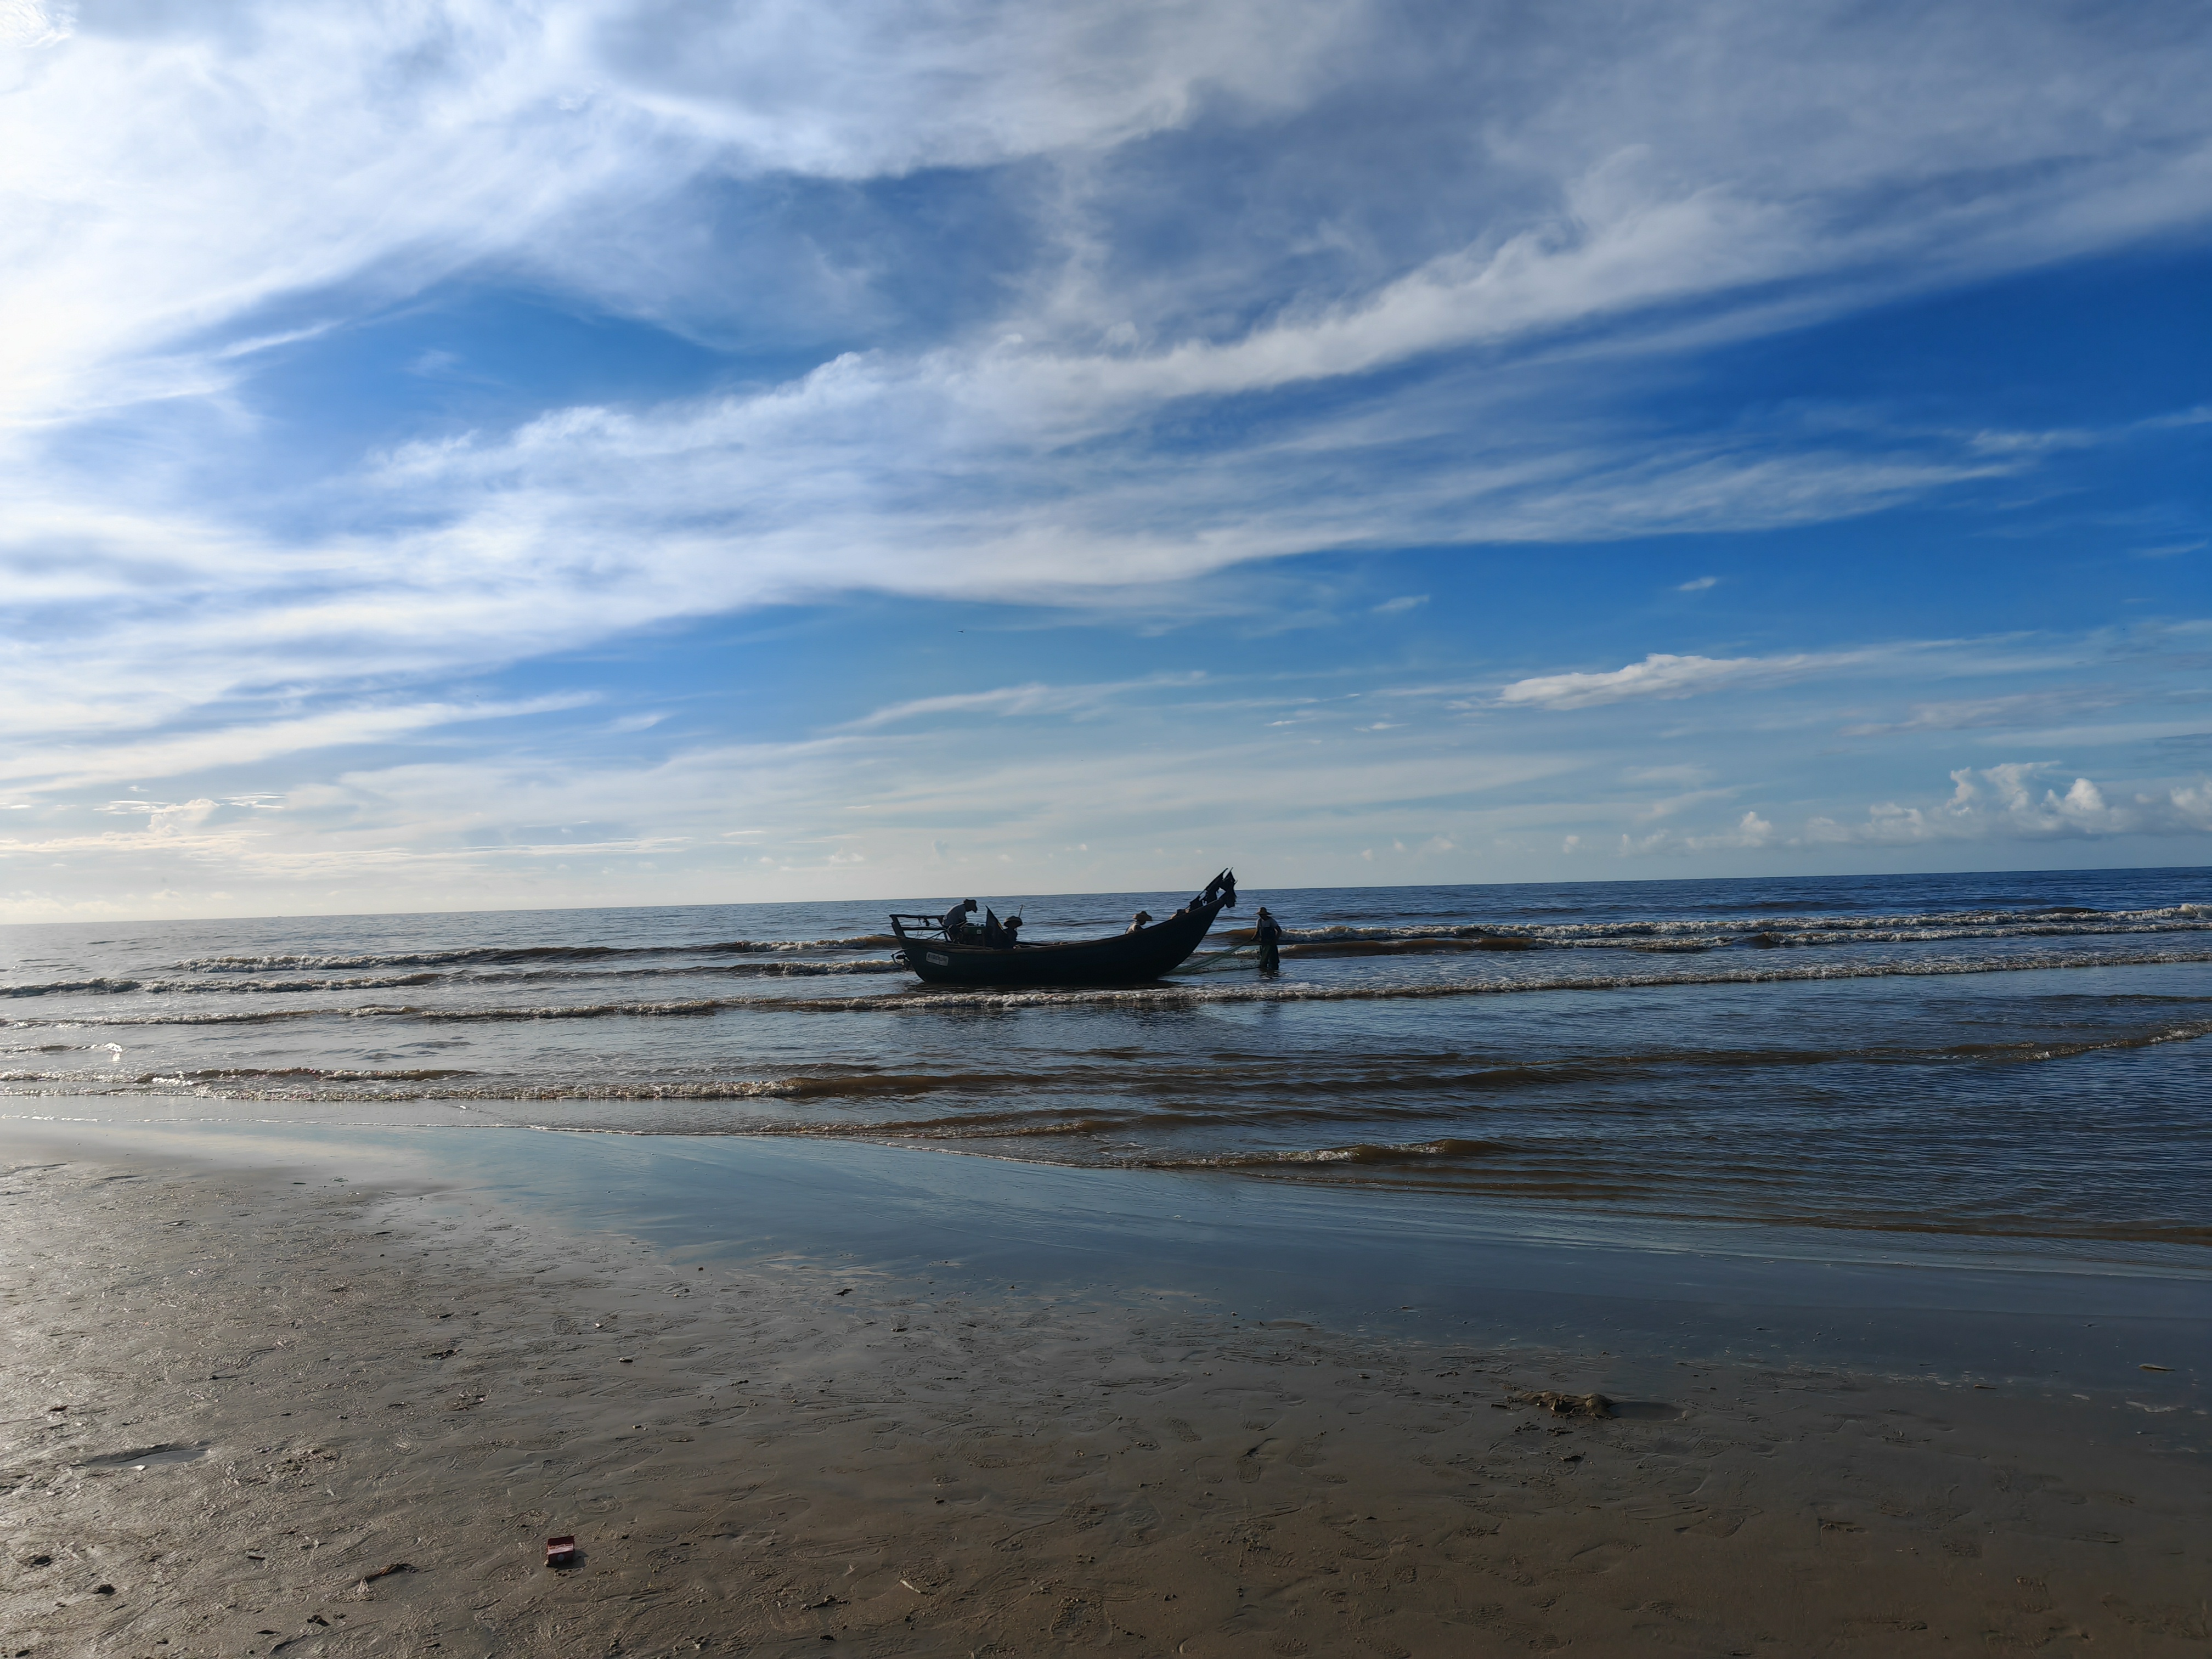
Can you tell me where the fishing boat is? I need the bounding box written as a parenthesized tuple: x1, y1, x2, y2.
(889, 871, 1236, 987)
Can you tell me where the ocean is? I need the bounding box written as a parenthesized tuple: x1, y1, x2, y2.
(6, 866, 2208, 1261)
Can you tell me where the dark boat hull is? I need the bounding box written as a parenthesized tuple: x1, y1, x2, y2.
(896, 894, 1228, 987)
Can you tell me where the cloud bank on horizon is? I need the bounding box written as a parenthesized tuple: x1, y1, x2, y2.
(2, 0, 2210, 917)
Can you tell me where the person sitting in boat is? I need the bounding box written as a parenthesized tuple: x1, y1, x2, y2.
(1002, 915, 1024, 946)
(1254, 905, 1282, 974)
(1126, 910, 1153, 933)
(941, 899, 979, 942)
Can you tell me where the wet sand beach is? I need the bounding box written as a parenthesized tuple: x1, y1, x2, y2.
(3, 1122, 2207, 1657)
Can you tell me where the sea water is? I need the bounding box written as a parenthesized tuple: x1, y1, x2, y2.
(5, 867, 2208, 1264)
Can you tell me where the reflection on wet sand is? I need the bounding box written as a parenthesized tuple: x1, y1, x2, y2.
(2, 1146, 2205, 1657)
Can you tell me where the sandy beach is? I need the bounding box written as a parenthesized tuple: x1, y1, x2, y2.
(3, 1125, 2207, 1658)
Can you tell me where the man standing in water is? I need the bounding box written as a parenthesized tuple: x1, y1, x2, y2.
(1254, 906, 1282, 974)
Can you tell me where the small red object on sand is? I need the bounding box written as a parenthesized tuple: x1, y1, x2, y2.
(545, 1536, 577, 1567)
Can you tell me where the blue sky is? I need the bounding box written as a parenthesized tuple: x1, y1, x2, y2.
(2, 0, 2209, 919)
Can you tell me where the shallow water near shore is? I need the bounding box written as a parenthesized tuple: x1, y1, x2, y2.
(11, 1115, 2206, 1410)
(7, 866, 2211, 1254)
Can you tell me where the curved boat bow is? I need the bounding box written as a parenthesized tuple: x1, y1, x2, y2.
(889, 871, 1236, 988)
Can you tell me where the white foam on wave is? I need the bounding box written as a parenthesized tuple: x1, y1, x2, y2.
(11, 940, 2212, 1030)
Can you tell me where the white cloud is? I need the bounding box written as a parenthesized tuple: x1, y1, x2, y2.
(1605, 765, 2212, 861)
(5, 0, 2208, 453)
(0, 696, 593, 792)
(586, 0, 1351, 176)
(6, 362, 2049, 767)
(1497, 651, 1859, 710)
(1686, 809, 1774, 850)
(0, 0, 1356, 431)
(0, 1, 68, 49)
(839, 673, 1204, 731)
(1491, 634, 2101, 714)
(1838, 689, 2117, 736)
(1803, 763, 2212, 844)
(1, 1, 2200, 760)
(1676, 575, 1718, 592)
(1635, 786, 1739, 823)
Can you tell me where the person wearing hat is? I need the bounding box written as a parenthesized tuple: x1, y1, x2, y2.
(1254, 905, 1282, 974)
(1126, 910, 1153, 933)
(941, 899, 979, 943)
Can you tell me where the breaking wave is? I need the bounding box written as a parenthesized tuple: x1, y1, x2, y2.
(24, 1014, 2205, 1105)
(1137, 1137, 1508, 1169)
(1266, 902, 2211, 956)
(9, 943, 2212, 1029)
(169, 934, 901, 973)
(0, 960, 905, 1000)
(1, 978, 144, 997)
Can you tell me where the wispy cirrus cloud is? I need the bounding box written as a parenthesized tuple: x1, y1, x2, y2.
(1491, 628, 2124, 713)
(1496, 650, 1870, 710)
(0, 696, 594, 793)
(5, 370, 2048, 763)
(0, 0, 1354, 431)
(840, 673, 1206, 731)
(5, 10, 2202, 696)
(1838, 690, 2126, 737)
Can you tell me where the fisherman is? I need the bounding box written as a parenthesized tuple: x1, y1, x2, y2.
(941, 899, 979, 943)
(1126, 910, 1153, 933)
(1002, 915, 1024, 946)
(1254, 905, 1282, 974)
